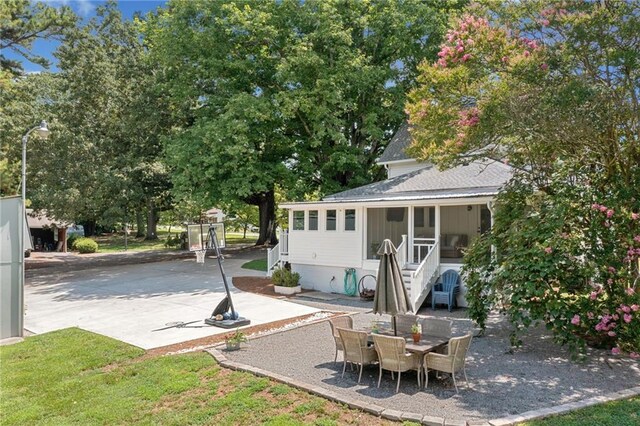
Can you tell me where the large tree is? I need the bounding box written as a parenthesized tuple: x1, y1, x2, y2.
(406, 1, 640, 355)
(144, 0, 460, 245)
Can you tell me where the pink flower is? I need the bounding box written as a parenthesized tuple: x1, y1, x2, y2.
(599, 205, 607, 213)
(571, 314, 580, 325)
(634, 235, 640, 243)
(608, 266, 616, 273)
(540, 63, 548, 70)
(630, 352, 639, 359)
(587, 312, 595, 319)
(462, 54, 471, 62)
(612, 347, 621, 355)
(437, 58, 447, 68)
(632, 213, 639, 220)
(592, 203, 601, 210)
(501, 56, 509, 63)
(606, 209, 614, 218)
(541, 19, 550, 26)
(544, 247, 553, 254)
(623, 313, 632, 323)
(607, 278, 613, 285)
(523, 50, 530, 57)
(631, 304, 639, 312)
(457, 46, 465, 53)
(608, 331, 616, 337)
(627, 288, 636, 296)
(590, 291, 598, 300)
(621, 305, 631, 313)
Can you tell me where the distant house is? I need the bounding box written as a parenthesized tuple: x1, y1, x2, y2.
(205, 208, 226, 223)
(26, 210, 71, 252)
(268, 123, 512, 309)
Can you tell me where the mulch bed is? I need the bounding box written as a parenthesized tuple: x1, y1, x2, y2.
(232, 276, 313, 298)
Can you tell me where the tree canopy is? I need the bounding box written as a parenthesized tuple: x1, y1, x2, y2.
(406, 1, 640, 356)
(144, 0, 462, 244)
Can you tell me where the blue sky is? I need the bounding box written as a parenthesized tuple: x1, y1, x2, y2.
(12, 1, 168, 73)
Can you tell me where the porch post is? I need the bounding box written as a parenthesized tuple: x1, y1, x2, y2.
(435, 205, 441, 258)
(407, 206, 414, 263)
(487, 201, 496, 259)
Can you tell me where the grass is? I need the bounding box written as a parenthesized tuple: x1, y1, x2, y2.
(80, 230, 258, 253)
(0, 328, 404, 426)
(523, 397, 640, 426)
(242, 258, 268, 271)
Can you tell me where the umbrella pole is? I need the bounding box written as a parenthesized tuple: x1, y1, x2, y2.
(393, 316, 397, 336)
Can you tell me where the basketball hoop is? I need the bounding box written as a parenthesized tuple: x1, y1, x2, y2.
(195, 249, 207, 264)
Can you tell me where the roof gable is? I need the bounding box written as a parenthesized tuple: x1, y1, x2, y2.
(377, 122, 412, 163)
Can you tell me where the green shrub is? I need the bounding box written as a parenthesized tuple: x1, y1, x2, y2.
(164, 234, 182, 248)
(67, 233, 79, 249)
(74, 237, 98, 254)
(271, 268, 300, 287)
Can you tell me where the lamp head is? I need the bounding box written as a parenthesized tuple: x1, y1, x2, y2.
(37, 120, 49, 139)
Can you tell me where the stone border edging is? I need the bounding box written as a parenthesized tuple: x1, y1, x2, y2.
(204, 319, 640, 426)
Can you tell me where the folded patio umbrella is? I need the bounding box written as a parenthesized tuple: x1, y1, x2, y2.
(373, 239, 413, 335)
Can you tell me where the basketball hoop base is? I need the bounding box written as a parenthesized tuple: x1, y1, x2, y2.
(204, 317, 251, 328)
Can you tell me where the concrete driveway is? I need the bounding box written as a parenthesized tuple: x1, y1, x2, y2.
(24, 256, 318, 349)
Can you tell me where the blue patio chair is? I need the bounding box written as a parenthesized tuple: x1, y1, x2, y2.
(431, 269, 460, 312)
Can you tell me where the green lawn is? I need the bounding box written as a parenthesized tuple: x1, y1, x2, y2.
(0, 328, 400, 426)
(84, 231, 258, 253)
(242, 258, 268, 271)
(523, 397, 640, 426)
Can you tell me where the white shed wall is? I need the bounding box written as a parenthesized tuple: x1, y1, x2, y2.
(288, 207, 364, 269)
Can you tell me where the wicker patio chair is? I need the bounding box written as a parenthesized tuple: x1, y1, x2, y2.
(420, 317, 453, 355)
(372, 334, 422, 393)
(393, 313, 419, 334)
(423, 333, 473, 393)
(431, 269, 460, 312)
(337, 328, 378, 384)
(329, 316, 353, 362)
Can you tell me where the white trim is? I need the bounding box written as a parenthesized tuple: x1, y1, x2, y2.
(376, 158, 417, 167)
(280, 196, 496, 210)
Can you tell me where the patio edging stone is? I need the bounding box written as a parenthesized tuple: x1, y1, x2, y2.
(205, 335, 640, 425)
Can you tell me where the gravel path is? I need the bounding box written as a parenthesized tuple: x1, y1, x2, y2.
(225, 309, 640, 422)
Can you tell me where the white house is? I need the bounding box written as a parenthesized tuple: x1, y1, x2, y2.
(269, 123, 512, 310)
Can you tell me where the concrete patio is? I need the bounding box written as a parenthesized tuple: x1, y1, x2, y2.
(24, 255, 319, 349)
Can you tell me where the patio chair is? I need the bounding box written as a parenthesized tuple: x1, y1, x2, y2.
(372, 334, 422, 393)
(337, 328, 378, 384)
(431, 269, 460, 312)
(423, 333, 473, 393)
(420, 317, 453, 355)
(393, 313, 419, 334)
(329, 316, 353, 362)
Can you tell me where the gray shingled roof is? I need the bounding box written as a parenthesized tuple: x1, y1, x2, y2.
(323, 161, 512, 202)
(377, 122, 412, 163)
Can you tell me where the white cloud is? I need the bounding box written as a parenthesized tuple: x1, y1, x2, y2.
(41, 0, 96, 18)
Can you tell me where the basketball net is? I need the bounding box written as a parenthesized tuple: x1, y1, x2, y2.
(195, 249, 207, 264)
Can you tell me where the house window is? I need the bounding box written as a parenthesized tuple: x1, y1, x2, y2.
(345, 209, 356, 231)
(309, 210, 318, 230)
(293, 211, 305, 230)
(326, 210, 336, 231)
(429, 207, 436, 227)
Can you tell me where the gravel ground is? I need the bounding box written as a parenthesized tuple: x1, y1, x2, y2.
(225, 308, 640, 422)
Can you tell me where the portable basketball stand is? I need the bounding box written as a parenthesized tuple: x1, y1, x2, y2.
(200, 225, 250, 329)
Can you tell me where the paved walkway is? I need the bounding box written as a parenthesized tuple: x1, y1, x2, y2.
(224, 309, 640, 423)
(25, 254, 319, 349)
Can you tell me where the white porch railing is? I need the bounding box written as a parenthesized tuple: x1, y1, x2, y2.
(266, 229, 289, 277)
(410, 241, 440, 308)
(412, 237, 436, 264)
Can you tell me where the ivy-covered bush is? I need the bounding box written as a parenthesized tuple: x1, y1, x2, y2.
(67, 233, 79, 250)
(271, 267, 301, 288)
(74, 237, 98, 254)
(463, 164, 640, 357)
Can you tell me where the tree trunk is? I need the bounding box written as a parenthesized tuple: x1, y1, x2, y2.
(255, 190, 277, 245)
(82, 220, 97, 237)
(243, 223, 247, 239)
(135, 209, 146, 238)
(146, 198, 158, 240)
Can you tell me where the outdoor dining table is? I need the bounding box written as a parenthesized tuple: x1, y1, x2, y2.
(364, 328, 449, 356)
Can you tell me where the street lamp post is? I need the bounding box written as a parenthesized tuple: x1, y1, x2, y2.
(19, 120, 49, 336)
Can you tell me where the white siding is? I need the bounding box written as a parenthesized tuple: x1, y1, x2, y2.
(292, 264, 377, 294)
(386, 161, 428, 178)
(288, 207, 364, 269)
